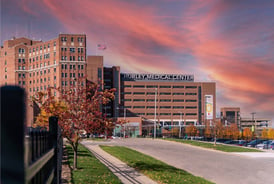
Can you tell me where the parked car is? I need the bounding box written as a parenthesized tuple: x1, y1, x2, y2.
(216, 138, 232, 143)
(232, 140, 247, 146)
(270, 142, 274, 150)
(256, 140, 274, 149)
(247, 139, 266, 147)
(224, 140, 234, 144)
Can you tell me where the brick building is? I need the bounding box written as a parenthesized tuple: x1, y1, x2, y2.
(0, 34, 87, 125)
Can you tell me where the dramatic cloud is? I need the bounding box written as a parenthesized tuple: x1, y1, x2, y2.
(1, 0, 274, 122)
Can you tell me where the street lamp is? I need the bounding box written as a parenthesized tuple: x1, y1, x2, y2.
(178, 111, 183, 138)
(251, 112, 256, 137)
(154, 88, 157, 139)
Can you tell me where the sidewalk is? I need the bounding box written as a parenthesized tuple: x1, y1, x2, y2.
(82, 143, 158, 184)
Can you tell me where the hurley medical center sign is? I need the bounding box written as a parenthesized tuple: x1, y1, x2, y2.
(122, 73, 194, 82)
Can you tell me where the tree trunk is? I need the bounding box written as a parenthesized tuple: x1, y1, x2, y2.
(73, 146, 78, 169)
(214, 134, 217, 146)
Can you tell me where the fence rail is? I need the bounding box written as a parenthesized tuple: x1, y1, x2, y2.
(1, 86, 62, 184)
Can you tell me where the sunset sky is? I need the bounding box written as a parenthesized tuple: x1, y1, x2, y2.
(1, 0, 274, 123)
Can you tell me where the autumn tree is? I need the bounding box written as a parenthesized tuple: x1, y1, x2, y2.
(230, 123, 239, 140)
(185, 124, 197, 137)
(261, 128, 268, 139)
(267, 128, 274, 139)
(211, 120, 224, 145)
(243, 128, 252, 141)
(204, 122, 211, 138)
(33, 79, 115, 169)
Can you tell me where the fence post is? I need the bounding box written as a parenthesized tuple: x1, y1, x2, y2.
(49, 116, 59, 184)
(0, 86, 25, 184)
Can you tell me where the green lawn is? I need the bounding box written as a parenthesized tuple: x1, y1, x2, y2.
(163, 138, 263, 152)
(100, 145, 213, 184)
(66, 144, 122, 184)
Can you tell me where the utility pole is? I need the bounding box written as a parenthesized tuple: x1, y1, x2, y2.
(179, 112, 182, 138)
(154, 88, 157, 139)
(251, 112, 256, 136)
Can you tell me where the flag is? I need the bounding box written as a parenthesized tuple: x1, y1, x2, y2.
(97, 44, 107, 50)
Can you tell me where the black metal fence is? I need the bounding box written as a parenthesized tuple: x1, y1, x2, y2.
(1, 86, 62, 184)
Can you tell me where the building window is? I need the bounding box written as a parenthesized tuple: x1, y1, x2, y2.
(5, 75, 7, 79)
(147, 85, 157, 88)
(71, 37, 74, 42)
(133, 92, 145, 95)
(185, 93, 197, 96)
(133, 106, 145, 109)
(185, 99, 197, 102)
(160, 113, 171, 116)
(186, 86, 197, 89)
(133, 99, 145, 102)
(146, 99, 157, 102)
(173, 86, 184, 88)
(160, 106, 171, 109)
(160, 86, 171, 88)
(54, 68, 56, 72)
(160, 92, 171, 95)
(186, 113, 197, 116)
(173, 93, 184, 95)
(186, 106, 197, 109)
(70, 48, 75, 53)
(173, 106, 184, 109)
(133, 85, 145, 88)
(160, 99, 171, 102)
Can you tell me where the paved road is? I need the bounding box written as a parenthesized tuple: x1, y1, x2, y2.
(88, 138, 274, 184)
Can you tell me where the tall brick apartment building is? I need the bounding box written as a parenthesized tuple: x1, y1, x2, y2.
(0, 34, 88, 125)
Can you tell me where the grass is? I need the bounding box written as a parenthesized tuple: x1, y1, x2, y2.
(66, 144, 122, 184)
(162, 138, 263, 152)
(100, 145, 213, 184)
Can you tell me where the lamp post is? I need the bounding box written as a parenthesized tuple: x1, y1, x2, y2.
(179, 111, 183, 138)
(124, 108, 126, 138)
(154, 88, 157, 139)
(251, 112, 256, 137)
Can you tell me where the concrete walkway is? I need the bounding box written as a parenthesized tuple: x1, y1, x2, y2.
(82, 142, 158, 184)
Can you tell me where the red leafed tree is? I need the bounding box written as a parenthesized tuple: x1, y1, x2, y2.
(32, 79, 115, 169)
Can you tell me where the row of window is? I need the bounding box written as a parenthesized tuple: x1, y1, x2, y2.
(61, 81, 84, 86)
(121, 92, 197, 96)
(126, 106, 197, 109)
(61, 73, 84, 78)
(61, 37, 84, 43)
(122, 113, 197, 116)
(29, 85, 51, 92)
(29, 77, 51, 85)
(122, 99, 196, 102)
(29, 52, 56, 63)
(29, 42, 56, 53)
(61, 64, 84, 70)
(122, 85, 197, 89)
(61, 56, 85, 61)
(61, 47, 84, 53)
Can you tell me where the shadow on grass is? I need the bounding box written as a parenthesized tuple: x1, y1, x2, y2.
(133, 161, 190, 175)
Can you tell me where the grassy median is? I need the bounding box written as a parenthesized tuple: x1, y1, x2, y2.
(66, 144, 122, 184)
(100, 145, 213, 184)
(163, 138, 263, 152)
